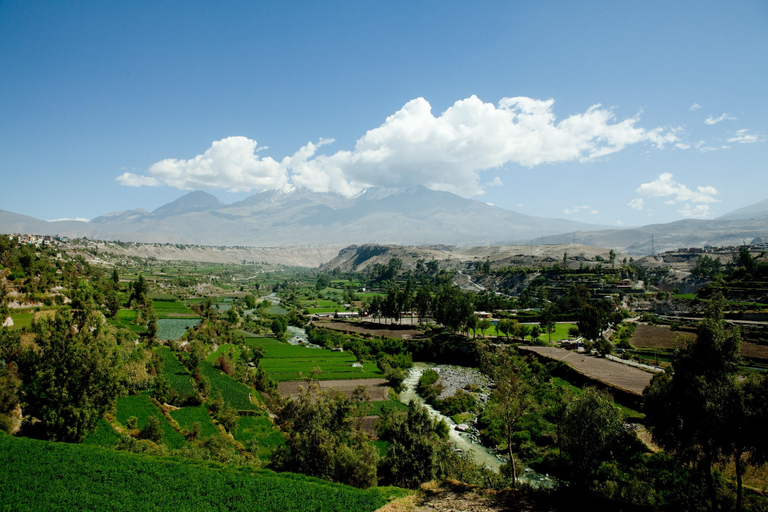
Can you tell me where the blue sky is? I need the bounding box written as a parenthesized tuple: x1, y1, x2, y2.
(1, 1, 766, 227)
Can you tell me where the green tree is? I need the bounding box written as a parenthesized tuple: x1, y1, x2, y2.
(540, 306, 556, 344)
(483, 348, 534, 487)
(644, 286, 741, 511)
(18, 310, 124, 442)
(380, 403, 447, 488)
(274, 384, 377, 488)
(561, 388, 624, 491)
(477, 318, 492, 338)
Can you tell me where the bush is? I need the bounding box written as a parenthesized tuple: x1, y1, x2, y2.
(139, 416, 164, 444)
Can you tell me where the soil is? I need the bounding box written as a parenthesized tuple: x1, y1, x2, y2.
(314, 320, 424, 339)
(630, 324, 684, 349)
(632, 324, 768, 360)
(377, 481, 557, 512)
(519, 346, 654, 395)
(277, 378, 390, 401)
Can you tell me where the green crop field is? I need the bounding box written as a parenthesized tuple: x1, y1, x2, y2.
(156, 318, 201, 340)
(84, 417, 122, 448)
(242, 335, 283, 347)
(169, 405, 219, 439)
(245, 342, 383, 382)
(116, 395, 188, 449)
(234, 414, 285, 459)
(156, 347, 197, 397)
(200, 362, 258, 411)
(152, 300, 198, 318)
(8, 311, 34, 330)
(0, 435, 403, 512)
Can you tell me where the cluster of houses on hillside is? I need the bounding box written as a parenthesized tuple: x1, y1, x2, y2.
(7, 234, 67, 246)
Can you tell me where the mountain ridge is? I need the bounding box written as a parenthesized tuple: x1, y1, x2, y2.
(2, 189, 767, 255)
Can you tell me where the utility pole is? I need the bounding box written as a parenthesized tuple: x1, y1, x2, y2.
(651, 234, 655, 257)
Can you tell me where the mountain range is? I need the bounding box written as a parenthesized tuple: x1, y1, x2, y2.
(1, 187, 767, 255)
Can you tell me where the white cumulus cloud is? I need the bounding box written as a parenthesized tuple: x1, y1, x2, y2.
(704, 113, 736, 125)
(636, 172, 718, 204)
(118, 136, 289, 191)
(628, 198, 644, 210)
(689, 103, 702, 111)
(119, 96, 682, 197)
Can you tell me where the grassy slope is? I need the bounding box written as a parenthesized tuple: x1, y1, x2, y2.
(0, 434, 400, 512)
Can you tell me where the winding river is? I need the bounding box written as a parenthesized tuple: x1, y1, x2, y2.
(398, 362, 503, 471)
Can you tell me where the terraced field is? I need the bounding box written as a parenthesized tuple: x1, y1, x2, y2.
(200, 361, 259, 411)
(116, 395, 188, 449)
(259, 344, 382, 382)
(156, 346, 197, 397)
(0, 435, 402, 511)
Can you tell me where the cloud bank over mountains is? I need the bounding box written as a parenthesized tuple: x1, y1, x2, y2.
(118, 95, 683, 197)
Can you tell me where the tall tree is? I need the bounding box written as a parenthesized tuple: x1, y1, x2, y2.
(561, 388, 624, 491)
(18, 310, 123, 442)
(644, 286, 741, 511)
(483, 348, 535, 487)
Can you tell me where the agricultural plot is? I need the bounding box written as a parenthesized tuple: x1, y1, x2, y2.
(156, 347, 197, 397)
(206, 343, 242, 365)
(169, 405, 219, 439)
(255, 343, 383, 382)
(152, 300, 198, 318)
(156, 318, 200, 340)
(8, 311, 34, 330)
(234, 414, 286, 459)
(0, 435, 399, 512)
(116, 395, 188, 449)
(520, 346, 654, 395)
(84, 417, 122, 448)
(114, 309, 143, 333)
(242, 334, 283, 347)
(200, 361, 258, 411)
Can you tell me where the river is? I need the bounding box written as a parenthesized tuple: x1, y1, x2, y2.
(398, 362, 557, 487)
(398, 362, 503, 471)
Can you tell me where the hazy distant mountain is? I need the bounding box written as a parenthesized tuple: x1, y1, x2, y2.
(4, 188, 767, 254)
(717, 198, 768, 221)
(536, 217, 768, 255)
(1, 187, 609, 247)
(151, 190, 224, 219)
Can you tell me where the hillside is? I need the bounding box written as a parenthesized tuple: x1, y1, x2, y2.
(320, 243, 629, 273)
(0, 434, 399, 512)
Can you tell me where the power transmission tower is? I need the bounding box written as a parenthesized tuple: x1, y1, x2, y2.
(651, 234, 655, 257)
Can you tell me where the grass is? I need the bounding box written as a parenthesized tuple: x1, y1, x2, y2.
(84, 417, 122, 448)
(551, 376, 644, 420)
(307, 307, 351, 314)
(482, 322, 578, 343)
(169, 405, 219, 439)
(242, 335, 283, 347)
(0, 434, 400, 512)
(8, 312, 34, 330)
(206, 343, 242, 365)
(200, 362, 258, 411)
(156, 346, 197, 397)
(116, 395, 188, 450)
(245, 338, 384, 382)
(152, 300, 198, 319)
(233, 414, 286, 459)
